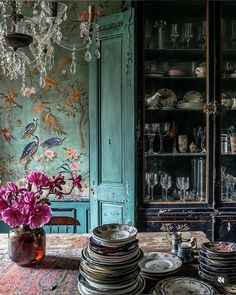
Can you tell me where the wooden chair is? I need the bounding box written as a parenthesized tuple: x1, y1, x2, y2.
(46, 208, 80, 233)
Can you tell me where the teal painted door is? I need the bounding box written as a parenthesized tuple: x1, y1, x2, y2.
(89, 9, 135, 229)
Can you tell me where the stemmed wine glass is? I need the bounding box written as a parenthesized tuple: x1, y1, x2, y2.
(182, 177, 190, 202)
(157, 122, 171, 153)
(170, 24, 179, 49)
(149, 173, 158, 200)
(145, 172, 151, 200)
(183, 23, 193, 48)
(197, 20, 206, 49)
(160, 173, 172, 201)
(176, 177, 183, 201)
(145, 19, 153, 49)
(146, 123, 159, 155)
(153, 20, 167, 49)
(198, 127, 206, 152)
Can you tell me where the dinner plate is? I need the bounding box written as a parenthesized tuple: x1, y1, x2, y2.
(156, 88, 177, 109)
(92, 223, 137, 242)
(201, 241, 236, 254)
(183, 91, 203, 102)
(139, 252, 182, 274)
(199, 250, 236, 262)
(155, 276, 217, 295)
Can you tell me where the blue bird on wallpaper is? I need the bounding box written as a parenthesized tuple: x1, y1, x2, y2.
(40, 137, 67, 148)
(21, 118, 38, 139)
(20, 136, 39, 160)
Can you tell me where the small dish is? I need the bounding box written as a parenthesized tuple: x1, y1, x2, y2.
(183, 91, 203, 103)
(156, 88, 177, 109)
(167, 68, 187, 77)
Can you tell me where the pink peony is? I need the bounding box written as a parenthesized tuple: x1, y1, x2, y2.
(25, 172, 52, 187)
(45, 150, 56, 160)
(70, 162, 81, 171)
(17, 191, 37, 215)
(7, 182, 19, 194)
(26, 204, 52, 229)
(2, 207, 25, 228)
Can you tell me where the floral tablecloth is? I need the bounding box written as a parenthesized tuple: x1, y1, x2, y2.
(0, 232, 209, 295)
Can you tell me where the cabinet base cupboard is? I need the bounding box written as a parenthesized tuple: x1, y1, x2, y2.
(89, 1, 236, 242)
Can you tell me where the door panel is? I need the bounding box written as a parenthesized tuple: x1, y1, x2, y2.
(89, 10, 135, 230)
(100, 37, 123, 183)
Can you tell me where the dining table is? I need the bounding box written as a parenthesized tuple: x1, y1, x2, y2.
(0, 231, 211, 295)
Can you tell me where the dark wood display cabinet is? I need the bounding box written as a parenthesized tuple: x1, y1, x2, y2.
(89, 0, 236, 242)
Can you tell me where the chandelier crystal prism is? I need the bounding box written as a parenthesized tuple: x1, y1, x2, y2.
(0, 1, 100, 89)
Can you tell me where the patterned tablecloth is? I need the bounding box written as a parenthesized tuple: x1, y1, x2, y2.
(0, 232, 209, 295)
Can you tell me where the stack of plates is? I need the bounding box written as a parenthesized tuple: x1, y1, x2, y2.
(78, 223, 145, 294)
(139, 252, 182, 280)
(151, 276, 217, 295)
(198, 241, 236, 283)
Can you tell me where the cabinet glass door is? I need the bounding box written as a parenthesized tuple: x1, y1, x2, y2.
(221, 2, 236, 203)
(143, 1, 207, 204)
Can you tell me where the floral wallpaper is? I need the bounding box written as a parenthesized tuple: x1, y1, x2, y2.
(0, 0, 121, 199)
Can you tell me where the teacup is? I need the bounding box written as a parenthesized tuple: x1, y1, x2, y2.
(231, 98, 236, 109)
(195, 66, 206, 77)
(222, 98, 233, 109)
(177, 242, 194, 263)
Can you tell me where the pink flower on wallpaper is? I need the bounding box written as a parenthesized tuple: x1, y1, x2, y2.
(21, 87, 36, 97)
(45, 150, 56, 160)
(70, 162, 81, 171)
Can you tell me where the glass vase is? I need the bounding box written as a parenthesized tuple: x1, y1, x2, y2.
(8, 227, 46, 266)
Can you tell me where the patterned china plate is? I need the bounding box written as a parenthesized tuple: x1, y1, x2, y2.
(221, 282, 236, 294)
(201, 241, 236, 254)
(156, 88, 177, 109)
(199, 256, 236, 272)
(176, 101, 204, 110)
(155, 276, 217, 295)
(183, 91, 203, 102)
(199, 250, 236, 261)
(139, 252, 182, 274)
(92, 224, 137, 242)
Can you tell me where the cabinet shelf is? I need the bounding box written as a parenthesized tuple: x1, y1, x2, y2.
(145, 75, 205, 80)
(145, 49, 205, 60)
(145, 152, 206, 157)
(145, 109, 205, 112)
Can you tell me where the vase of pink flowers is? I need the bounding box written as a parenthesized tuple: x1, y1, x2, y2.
(0, 170, 82, 266)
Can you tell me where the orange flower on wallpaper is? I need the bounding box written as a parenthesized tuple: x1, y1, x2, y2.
(0, 128, 15, 142)
(65, 97, 75, 107)
(64, 147, 80, 160)
(44, 75, 59, 90)
(6, 90, 17, 105)
(71, 91, 81, 100)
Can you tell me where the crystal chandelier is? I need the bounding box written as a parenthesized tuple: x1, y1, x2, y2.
(0, 1, 100, 88)
(57, 4, 100, 75)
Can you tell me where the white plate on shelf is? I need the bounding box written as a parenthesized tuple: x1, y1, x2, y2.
(156, 88, 177, 109)
(183, 91, 203, 102)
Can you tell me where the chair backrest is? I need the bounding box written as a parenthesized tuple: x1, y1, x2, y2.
(46, 208, 80, 233)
